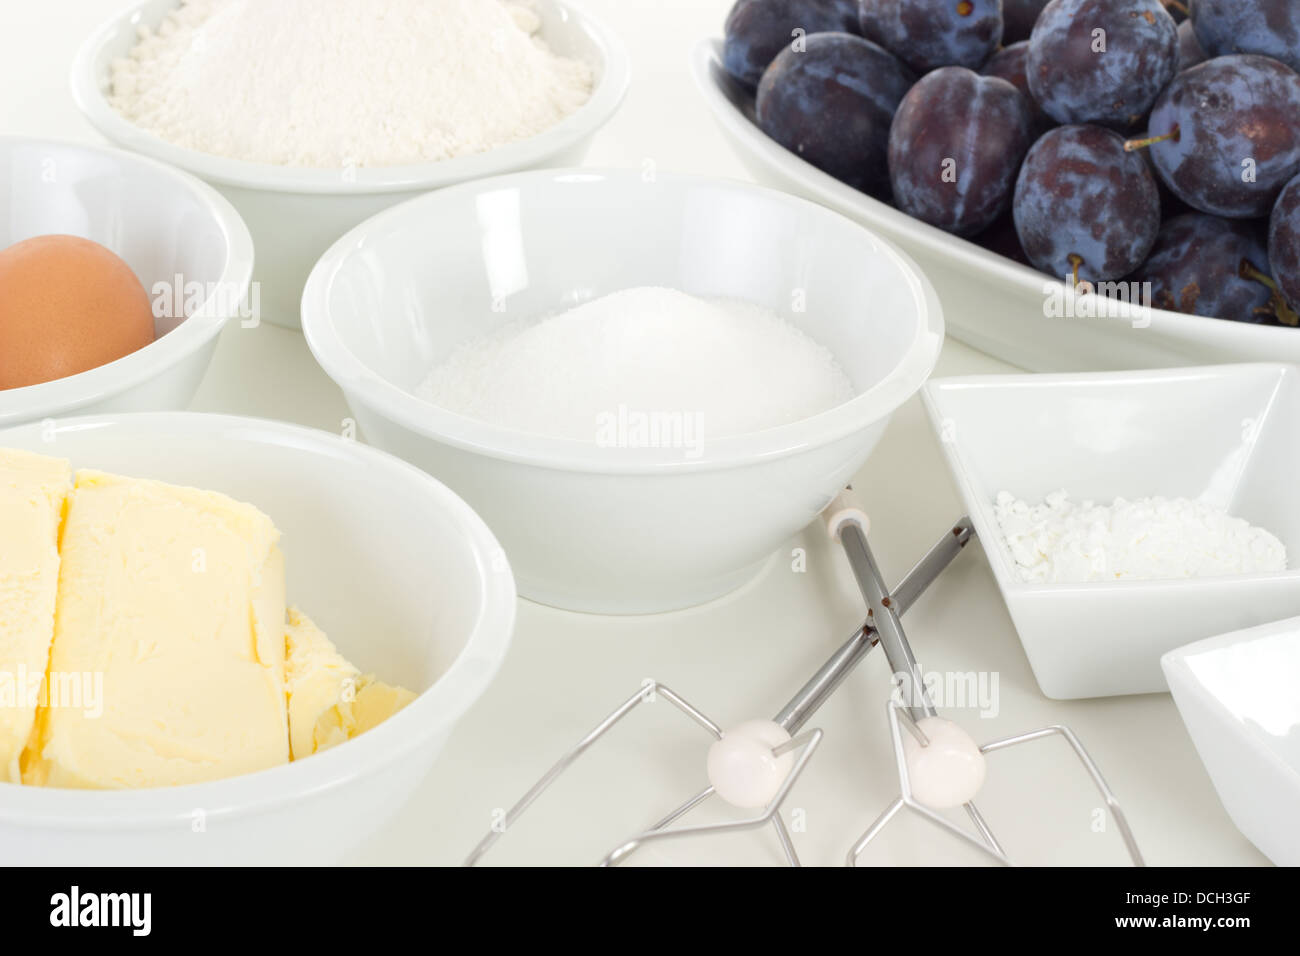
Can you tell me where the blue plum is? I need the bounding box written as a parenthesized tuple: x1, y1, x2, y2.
(1136, 55, 1300, 218)
(1013, 124, 1161, 282)
(982, 41, 1055, 138)
(1027, 0, 1178, 128)
(974, 212, 1033, 266)
(1175, 19, 1207, 72)
(1145, 146, 1194, 219)
(1189, 0, 1300, 74)
(888, 68, 1034, 235)
(723, 0, 861, 90)
(757, 32, 915, 194)
(1133, 214, 1277, 322)
(857, 0, 1002, 74)
(1267, 175, 1300, 323)
(1004, 0, 1051, 43)
(827, 0, 861, 23)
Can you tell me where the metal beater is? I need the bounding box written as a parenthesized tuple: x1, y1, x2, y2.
(465, 489, 1145, 867)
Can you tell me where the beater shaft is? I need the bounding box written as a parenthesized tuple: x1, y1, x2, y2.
(774, 517, 974, 733)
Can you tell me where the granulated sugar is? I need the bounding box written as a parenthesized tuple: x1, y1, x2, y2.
(109, 0, 594, 168)
(415, 287, 856, 443)
(994, 489, 1287, 584)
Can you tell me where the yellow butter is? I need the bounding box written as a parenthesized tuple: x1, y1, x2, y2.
(21, 470, 288, 789)
(285, 607, 415, 760)
(0, 449, 71, 784)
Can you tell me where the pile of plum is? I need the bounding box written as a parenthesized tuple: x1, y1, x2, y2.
(723, 0, 1300, 326)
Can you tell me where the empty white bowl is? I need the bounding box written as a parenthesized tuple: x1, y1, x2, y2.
(0, 412, 515, 865)
(923, 363, 1300, 699)
(0, 137, 252, 428)
(1163, 617, 1300, 866)
(72, 0, 630, 328)
(303, 169, 944, 614)
(691, 37, 1300, 372)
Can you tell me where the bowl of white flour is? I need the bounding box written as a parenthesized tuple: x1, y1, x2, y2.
(302, 169, 945, 614)
(71, 0, 629, 328)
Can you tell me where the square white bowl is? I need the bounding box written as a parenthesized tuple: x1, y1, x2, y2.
(922, 363, 1300, 699)
(1163, 618, 1300, 866)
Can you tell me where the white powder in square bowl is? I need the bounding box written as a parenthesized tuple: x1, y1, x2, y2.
(994, 489, 1287, 584)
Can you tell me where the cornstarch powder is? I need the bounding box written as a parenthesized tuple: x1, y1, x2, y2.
(994, 489, 1287, 584)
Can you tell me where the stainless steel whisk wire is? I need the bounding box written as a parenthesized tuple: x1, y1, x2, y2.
(465, 489, 1145, 867)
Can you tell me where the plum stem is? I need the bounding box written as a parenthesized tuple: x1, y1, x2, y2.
(1067, 254, 1087, 291)
(1124, 128, 1179, 152)
(1240, 259, 1300, 327)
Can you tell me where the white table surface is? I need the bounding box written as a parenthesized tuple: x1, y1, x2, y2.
(1, 0, 1266, 867)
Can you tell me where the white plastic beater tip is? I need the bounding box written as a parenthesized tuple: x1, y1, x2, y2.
(706, 719, 794, 809)
(824, 489, 870, 542)
(902, 717, 987, 810)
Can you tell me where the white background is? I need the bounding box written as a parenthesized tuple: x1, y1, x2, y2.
(0, 0, 1266, 866)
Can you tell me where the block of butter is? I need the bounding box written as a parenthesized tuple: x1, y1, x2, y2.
(21, 470, 288, 789)
(285, 607, 415, 761)
(0, 449, 72, 784)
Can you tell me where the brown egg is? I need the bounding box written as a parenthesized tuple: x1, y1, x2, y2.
(0, 234, 156, 390)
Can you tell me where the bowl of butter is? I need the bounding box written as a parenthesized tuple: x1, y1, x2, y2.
(0, 412, 515, 864)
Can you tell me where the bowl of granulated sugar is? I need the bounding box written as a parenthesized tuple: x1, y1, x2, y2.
(302, 169, 945, 614)
(71, 0, 629, 329)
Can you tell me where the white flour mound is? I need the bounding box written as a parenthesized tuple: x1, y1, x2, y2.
(994, 489, 1287, 584)
(109, 0, 595, 168)
(415, 287, 857, 443)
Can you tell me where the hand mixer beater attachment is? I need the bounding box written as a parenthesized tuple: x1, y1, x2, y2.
(465, 489, 1145, 867)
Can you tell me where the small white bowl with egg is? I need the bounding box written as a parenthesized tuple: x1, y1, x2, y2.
(302, 168, 944, 615)
(71, 0, 630, 329)
(0, 412, 515, 865)
(1162, 617, 1300, 866)
(0, 136, 252, 428)
(923, 363, 1300, 699)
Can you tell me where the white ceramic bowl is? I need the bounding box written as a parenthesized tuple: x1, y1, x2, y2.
(1162, 617, 1300, 866)
(72, 0, 630, 329)
(923, 363, 1300, 699)
(303, 169, 944, 614)
(692, 37, 1300, 372)
(0, 137, 252, 428)
(0, 412, 515, 865)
